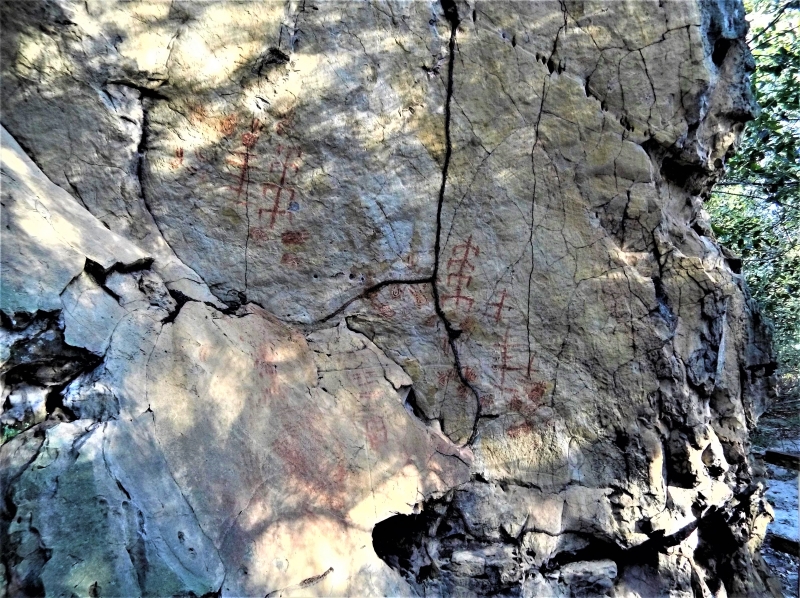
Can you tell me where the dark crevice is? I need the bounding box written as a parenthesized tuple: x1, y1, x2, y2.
(136, 96, 157, 227)
(129, 87, 191, 296)
(429, 0, 484, 447)
(1, 309, 99, 442)
(2, 312, 102, 390)
(691, 221, 708, 238)
(640, 136, 714, 195)
(402, 386, 432, 425)
(64, 173, 91, 212)
(43, 381, 79, 422)
(314, 276, 433, 325)
(720, 246, 743, 274)
(84, 258, 113, 288)
(651, 276, 677, 333)
(660, 155, 708, 190)
(251, 47, 290, 77)
(374, 479, 759, 595)
(106, 80, 170, 101)
(372, 503, 445, 584)
(161, 289, 193, 324)
(83, 257, 155, 304)
(711, 38, 732, 67)
(84, 257, 155, 283)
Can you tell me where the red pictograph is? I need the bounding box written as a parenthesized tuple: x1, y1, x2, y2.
(250, 227, 269, 244)
(525, 380, 547, 403)
(220, 118, 303, 245)
(492, 328, 528, 395)
(437, 367, 476, 398)
(169, 147, 184, 170)
(364, 415, 388, 450)
(262, 145, 302, 229)
(254, 347, 279, 404)
(281, 230, 309, 245)
(371, 298, 396, 319)
(275, 109, 295, 136)
(491, 329, 549, 429)
(507, 421, 534, 438)
(443, 236, 479, 309)
(226, 118, 262, 202)
(348, 368, 381, 389)
(489, 289, 509, 322)
(409, 286, 429, 307)
(458, 366, 477, 397)
(281, 253, 299, 267)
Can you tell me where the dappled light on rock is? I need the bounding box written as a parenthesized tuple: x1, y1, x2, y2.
(0, 0, 784, 596)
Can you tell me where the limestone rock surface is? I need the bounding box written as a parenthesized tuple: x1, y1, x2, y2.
(0, 0, 782, 596)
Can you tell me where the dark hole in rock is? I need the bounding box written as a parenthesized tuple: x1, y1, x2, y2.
(372, 511, 436, 584)
(712, 38, 732, 67)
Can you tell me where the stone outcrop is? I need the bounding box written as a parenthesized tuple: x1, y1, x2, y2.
(0, 0, 781, 596)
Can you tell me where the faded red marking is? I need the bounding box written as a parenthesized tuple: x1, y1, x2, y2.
(188, 103, 237, 137)
(275, 439, 349, 511)
(250, 227, 269, 244)
(194, 148, 209, 163)
(169, 147, 184, 170)
(390, 286, 404, 300)
(509, 396, 526, 413)
(437, 368, 474, 398)
(218, 114, 238, 136)
(364, 415, 388, 450)
(226, 119, 263, 202)
(525, 380, 547, 403)
(185, 148, 210, 179)
(492, 328, 527, 395)
(371, 298, 396, 319)
(456, 366, 477, 397)
(443, 236, 479, 309)
(461, 316, 477, 334)
(281, 253, 299, 267)
(507, 421, 534, 438)
(242, 131, 258, 148)
(437, 370, 453, 387)
(275, 109, 295, 136)
(440, 335, 451, 352)
(330, 462, 347, 486)
(262, 145, 302, 229)
(348, 368, 381, 388)
(281, 230, 309, 245)
(189, 103, 208, 124)
(255, 347, 279, 402)
(358, 389, 382, 402)
(489, 289, 509, 322)
(409, 286, 428, 307)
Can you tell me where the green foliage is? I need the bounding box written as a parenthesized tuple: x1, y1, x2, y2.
(1, 424, 21, 445)
(708, 0, 800, 394)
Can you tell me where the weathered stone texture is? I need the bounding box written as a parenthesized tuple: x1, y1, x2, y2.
(0, 0, 781, 596)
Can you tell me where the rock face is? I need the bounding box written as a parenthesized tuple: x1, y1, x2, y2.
(0, 0, 781, 596)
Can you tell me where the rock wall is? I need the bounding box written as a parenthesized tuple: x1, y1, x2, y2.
(0, 0, 781, 596)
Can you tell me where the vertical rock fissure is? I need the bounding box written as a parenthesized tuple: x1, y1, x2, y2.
(526, 76, 550, 378)
(429, 0, 483, 446)
(131, 87, 182, 271)
(242, 128, 253, 300)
